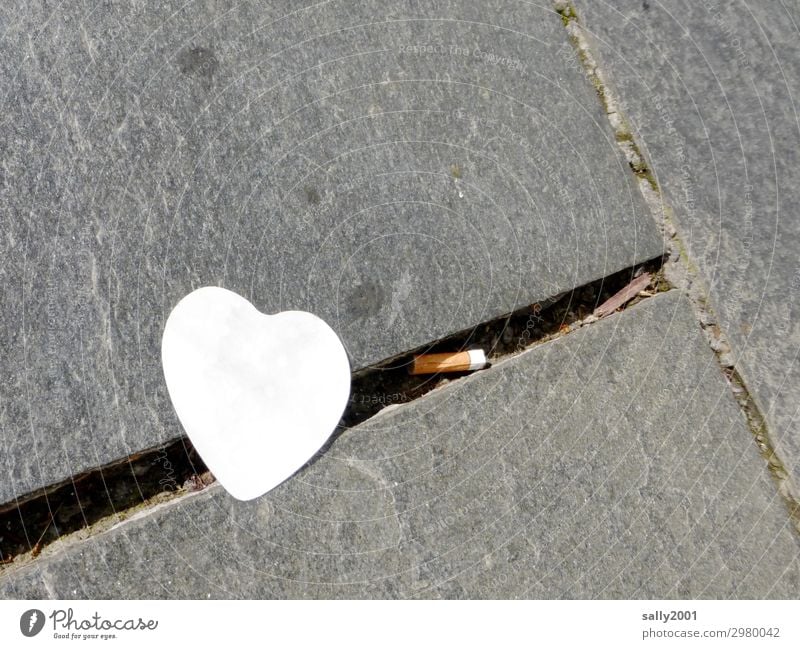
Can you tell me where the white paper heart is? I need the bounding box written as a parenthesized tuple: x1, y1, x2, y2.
(161, 286, 351, 500)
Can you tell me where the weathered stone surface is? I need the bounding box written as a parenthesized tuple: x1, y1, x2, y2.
(0, 1, 662, 504)
(2, 292, 797, 598)
(573, 0, 800, 488)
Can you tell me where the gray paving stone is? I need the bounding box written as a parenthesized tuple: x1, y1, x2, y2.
(572, 0, 800, 488)
(0, 1, 663, 504)
(2, 291, 797, 598)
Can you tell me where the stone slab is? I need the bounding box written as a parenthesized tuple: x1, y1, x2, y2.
(0, 1, 663, 504)
(1, 291, 797, 598)
(573, 0, 800, 489)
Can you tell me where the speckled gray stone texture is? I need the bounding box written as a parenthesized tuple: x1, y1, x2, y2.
(572, 0, 800, 489)
(0, 1, 663, 504)
(2, 292, 797, 598)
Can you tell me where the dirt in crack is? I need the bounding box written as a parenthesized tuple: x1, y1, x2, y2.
(0, 257, 665, 570)
(337, 258, 666, 434)
(0, 442, 213, 569)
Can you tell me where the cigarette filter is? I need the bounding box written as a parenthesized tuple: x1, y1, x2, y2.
(410, 349, 487, 375)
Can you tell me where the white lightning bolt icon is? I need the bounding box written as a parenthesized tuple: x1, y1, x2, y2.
(28, 612, 38, 632)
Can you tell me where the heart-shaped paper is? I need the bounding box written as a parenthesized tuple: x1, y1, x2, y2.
(161, 287, 351, 500)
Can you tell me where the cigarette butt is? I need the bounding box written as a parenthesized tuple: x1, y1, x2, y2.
(410, 349, 487, 375)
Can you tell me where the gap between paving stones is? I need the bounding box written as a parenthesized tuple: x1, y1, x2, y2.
(0, 257, 666, 573)
(553, 0, 800, 535)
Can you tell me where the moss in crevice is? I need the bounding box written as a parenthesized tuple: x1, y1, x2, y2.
(615, 131, 635, 143)
(557, 4, 577, 27)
